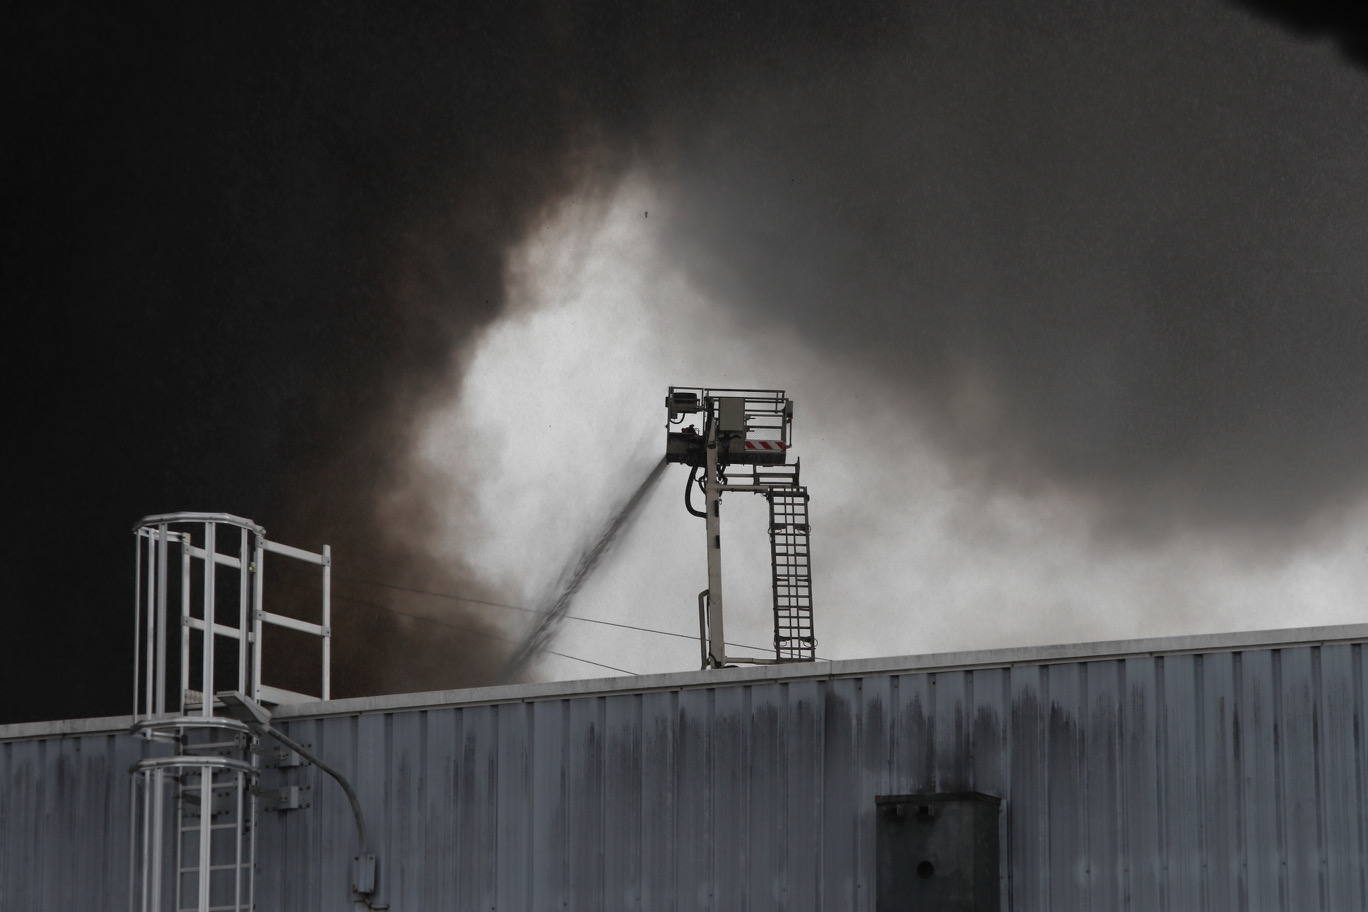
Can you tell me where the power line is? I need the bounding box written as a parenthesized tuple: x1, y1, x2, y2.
(333, 573, 803, 657)
(276, 578, 638, 676)
(379, 601, 638, 676)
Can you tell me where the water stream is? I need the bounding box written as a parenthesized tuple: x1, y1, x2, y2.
(502, 457, 668, 678)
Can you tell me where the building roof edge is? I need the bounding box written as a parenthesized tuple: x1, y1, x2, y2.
(6, 622, 1367, 739)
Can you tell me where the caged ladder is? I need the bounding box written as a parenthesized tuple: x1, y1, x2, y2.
(767, 486, 815, 661)
(129, 513, 331, 912)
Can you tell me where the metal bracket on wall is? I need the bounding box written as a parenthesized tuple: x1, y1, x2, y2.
(263, 744, 305, 768)
(257, 784, 309, 812)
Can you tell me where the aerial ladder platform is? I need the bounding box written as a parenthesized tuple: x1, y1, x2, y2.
(666, 387, 817, 667)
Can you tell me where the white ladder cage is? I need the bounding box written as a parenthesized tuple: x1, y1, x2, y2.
(129, 512, 331, 912)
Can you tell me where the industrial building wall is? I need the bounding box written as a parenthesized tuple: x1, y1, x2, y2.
(4, 634, 1368, 910)
(1, 725, 144, 909)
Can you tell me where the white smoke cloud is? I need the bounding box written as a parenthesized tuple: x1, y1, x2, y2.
(413, 173, 1368, 681)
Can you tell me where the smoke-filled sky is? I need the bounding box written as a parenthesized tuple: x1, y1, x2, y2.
(5, 2, 1368, 721)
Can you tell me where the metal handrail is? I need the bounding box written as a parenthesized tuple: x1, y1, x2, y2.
(130, 716, 253, 737)
(130, 755, 258, 777)
(134, 512, 265, 536)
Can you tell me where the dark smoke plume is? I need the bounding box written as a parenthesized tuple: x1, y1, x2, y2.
(629, 3, 1368, 543)
(7, 2, 1367, 721)
(1236, 1, 1368, 64)
(3, 2, 884, 721)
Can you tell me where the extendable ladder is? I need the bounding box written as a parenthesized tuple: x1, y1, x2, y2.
(767, 486, 815, 661)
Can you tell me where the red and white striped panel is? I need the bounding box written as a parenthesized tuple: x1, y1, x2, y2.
(744, 440, 788, 451)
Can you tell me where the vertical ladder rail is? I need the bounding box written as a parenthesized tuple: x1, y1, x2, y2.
(196, 767, 211, 911)
(174, 771, 184, 912)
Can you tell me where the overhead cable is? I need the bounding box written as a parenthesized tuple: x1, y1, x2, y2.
(333, 573, 807, 657)
(276, 578, 638, 676)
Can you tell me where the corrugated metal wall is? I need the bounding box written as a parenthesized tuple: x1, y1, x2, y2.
(5, 641, 1368, 910)
(1, 729, 144, 909)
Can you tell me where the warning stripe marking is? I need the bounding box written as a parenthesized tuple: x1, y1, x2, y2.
(743, 440, 788, 450)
